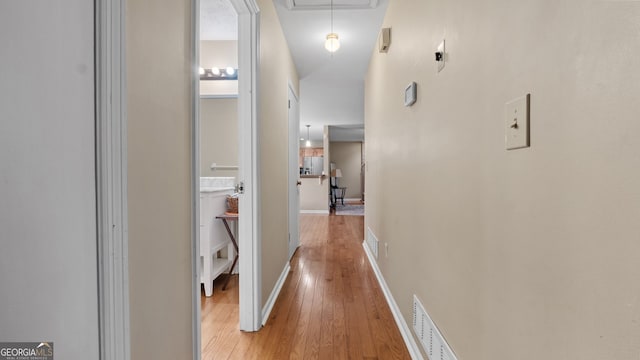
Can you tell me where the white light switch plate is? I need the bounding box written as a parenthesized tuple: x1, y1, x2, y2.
(505, 94, 530, 150)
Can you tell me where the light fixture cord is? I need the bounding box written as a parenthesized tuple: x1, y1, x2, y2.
(331, 0, 333, 33)
(330, 0, 334, 57)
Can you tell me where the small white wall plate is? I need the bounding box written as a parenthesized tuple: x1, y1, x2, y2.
(404, 82, 417, 106)
(505, 93, 531, 150)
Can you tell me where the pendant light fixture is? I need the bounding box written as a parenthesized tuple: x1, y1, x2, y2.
(306, 125, 311, 147)
(324, 0, 340, 53)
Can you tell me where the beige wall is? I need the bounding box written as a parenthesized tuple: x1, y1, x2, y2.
(365, 1, 640, 360)
(300, 177, 329, 212)
(330, 142, 362, 199)
(200, 40, 238, 96)
(200, 98, 238, 178)
(258, 0, 300, 306)
(126, 0, 193, 359)
(200, 40, 237, 68)
(126, 0, 298, 357)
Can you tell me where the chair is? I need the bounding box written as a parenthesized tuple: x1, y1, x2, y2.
(329, 168, 346, 208)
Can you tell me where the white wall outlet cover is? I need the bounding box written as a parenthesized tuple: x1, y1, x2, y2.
(505, 93, 530, 150)
(436, 39, 445, 73)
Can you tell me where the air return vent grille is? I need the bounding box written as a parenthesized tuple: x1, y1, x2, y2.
(412, 295, 457, 360)
(286, 0, 379, 10)
(366, 227, 379, 259)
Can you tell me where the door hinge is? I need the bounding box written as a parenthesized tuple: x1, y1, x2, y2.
(288, 100, 291, 109)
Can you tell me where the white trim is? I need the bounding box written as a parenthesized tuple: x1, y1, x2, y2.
(231, 0, 262, 332)
(300, 210, 330, 215)
(287, 82, 300, 260)
(344, 198, 361, 202)
(200, 94, 238, 99)
(96, 0, 130, 358)
(288, 80, 299, 101)
(285, 0, 379, 10)
(190, 1, 202, 359)
(261, 262, 291, 325)
(362, 242, 424, 360)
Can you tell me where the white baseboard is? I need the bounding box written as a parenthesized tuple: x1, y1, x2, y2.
(261, 262, 291, 326)
(362, 241, 424, 360)
(345, 198, 362, 202)
(300, 210, 330, 214)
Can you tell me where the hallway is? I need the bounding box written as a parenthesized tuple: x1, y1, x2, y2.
(201, 214, 411, 359)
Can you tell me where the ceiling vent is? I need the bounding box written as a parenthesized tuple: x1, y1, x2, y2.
(285, 0, 379, 10)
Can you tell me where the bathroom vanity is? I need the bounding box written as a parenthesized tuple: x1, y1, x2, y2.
(200, 177, 236, 296)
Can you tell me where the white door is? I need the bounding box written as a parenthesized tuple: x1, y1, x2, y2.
(288, 85, 300, 259)
(0, 1, 100, 359)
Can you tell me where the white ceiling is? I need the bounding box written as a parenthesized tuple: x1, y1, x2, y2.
(199, 0, 387, 142)
(274, 0, 388, 142)
(200, 0, 237, 41)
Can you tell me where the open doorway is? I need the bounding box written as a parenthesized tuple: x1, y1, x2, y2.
(192, 0, 261, 358)
(288, 84, 301, 259)
(198, 0, 241, 355)
(327, 125, 365, 215)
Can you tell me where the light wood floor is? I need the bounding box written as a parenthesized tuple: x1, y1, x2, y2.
(201, 214, 411, 359)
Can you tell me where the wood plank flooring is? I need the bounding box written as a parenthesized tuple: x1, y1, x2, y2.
(201, 214, 411, 359)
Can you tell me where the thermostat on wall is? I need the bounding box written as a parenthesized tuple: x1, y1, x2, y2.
(404, 82, 417, 106)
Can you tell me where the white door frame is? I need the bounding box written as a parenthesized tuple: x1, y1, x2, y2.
(96, 0, 130, 359)
(287, 83, 300, 259)
(191, 4, 262, 360)
(232, 0, 262, 333)
(95, 0, 261, 359)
